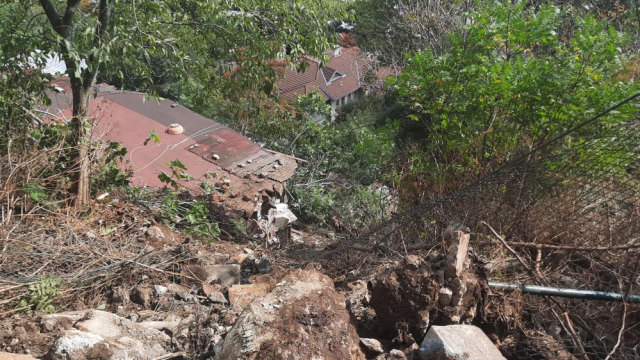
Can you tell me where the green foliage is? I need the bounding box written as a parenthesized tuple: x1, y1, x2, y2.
(160, 191, 220, 241)
(388, 1, 638, 191)
(22, 182, 46, 202)
(155, 160, 220, 240)
(143, 129, 161, 147)
(158, 159, 192, 191)
(92, 142, 130, 194)
(291, 184, 392, 230)
(232, 219, 248, 235)
(198, 172, 219, 195)
(332, 185, 392, 231)
(18, 277, 61, 314)
(291, 186, 335, 226)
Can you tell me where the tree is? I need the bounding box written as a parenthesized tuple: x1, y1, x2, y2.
(388, 0, 638, 196)
(352, 0, 472, 67)
(21, 0, 343, 206)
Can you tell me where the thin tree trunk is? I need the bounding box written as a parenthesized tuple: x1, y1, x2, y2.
(69, 83, 92, 207)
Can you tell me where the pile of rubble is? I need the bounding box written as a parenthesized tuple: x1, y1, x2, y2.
(1, 228, 513, 360)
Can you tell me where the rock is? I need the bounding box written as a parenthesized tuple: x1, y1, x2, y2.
(388, 349, 407, 360)
(254, 256, 271, 274)
(208, 291, 229, 304)
(71, 310, 169, 359)
(219, 270, 365, 360)
(443, 230, 470, 280)
(181, 264, 240, 289)
(131, 286, 152, 308)
(438, 288, 453, 307)
(111, 286, 130, 304)
(419, 325, 506, 360)
(47, 330, 113, 360)
(360, 338, 384, 355)
(146, 226, 165, 239)
(138, 320, 182, 332)
(41, 311, 87, 332)
(227, 283, 271, 310)
(152, 285, 168, 297)
(231, 252, 251, 266)
(0, 352, 37, 360)
(404, 255, 421, 270)
(166, 283, 190, 294)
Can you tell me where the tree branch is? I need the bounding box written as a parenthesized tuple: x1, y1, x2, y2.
(38, 0, 62, 34)
(61, 0, 82, 37)
(82, 0, 111, 89)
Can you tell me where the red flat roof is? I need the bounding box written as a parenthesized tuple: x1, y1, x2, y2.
(42, 84, 296, 211)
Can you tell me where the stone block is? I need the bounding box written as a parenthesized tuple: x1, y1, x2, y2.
(227, 283, 271, 310)
(419, 325, 505, 360)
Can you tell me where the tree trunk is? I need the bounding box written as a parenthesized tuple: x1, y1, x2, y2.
(69, 84, 92, 207)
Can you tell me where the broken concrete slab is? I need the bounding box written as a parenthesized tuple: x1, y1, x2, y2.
(181, 264, 240, 289)
(227, 283, 271, 310)
(419, 325, 506, 360)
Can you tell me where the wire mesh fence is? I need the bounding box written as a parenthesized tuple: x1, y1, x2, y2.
(285, 102, 639, 358)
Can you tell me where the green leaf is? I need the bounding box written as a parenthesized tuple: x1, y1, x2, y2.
(101, 226, 117, 236)
(169, 159, 187, 170)
(143, 129, 161, 146)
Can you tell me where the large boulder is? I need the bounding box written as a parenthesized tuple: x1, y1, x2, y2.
(218, 269, 365, 360)
(44, 310, 169, 360)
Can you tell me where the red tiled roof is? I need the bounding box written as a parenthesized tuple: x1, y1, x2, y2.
(277, 46, 394, 101)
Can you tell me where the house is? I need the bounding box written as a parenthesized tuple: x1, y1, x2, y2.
(277, 46, 396, 121)
(43, 77, 298, 242)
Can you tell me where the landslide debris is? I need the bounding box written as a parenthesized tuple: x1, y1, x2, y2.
(218, 269, 366, 360)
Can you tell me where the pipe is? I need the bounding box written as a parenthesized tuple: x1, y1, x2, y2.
(488, 282, 640, 303)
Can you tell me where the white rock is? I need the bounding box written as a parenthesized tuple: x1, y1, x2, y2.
(152, 285, 168, 297)
(419, 325, 505, 360)
(360, 338, 384, 354)
(47, 310, 169, 360)
(48, 330, 111, 360)
(438, 287, 453, 306)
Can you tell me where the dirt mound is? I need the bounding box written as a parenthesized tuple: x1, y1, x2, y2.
(218, 269, 365, 360)
(369, 231, 486, 344)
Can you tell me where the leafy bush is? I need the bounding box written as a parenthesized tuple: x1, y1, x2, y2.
(291, 184, 393, 231)
(156, 160, 220, 241)
(91, 142, 130, 194)
(388, 1, 638, 194)
(18, 277, 61, 314)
